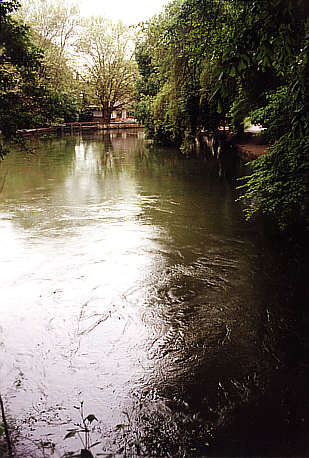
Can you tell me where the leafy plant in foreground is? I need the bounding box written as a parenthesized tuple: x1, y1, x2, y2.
(63, 401, 99, 458)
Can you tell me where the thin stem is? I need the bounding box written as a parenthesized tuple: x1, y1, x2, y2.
(0, 394, 13, 457)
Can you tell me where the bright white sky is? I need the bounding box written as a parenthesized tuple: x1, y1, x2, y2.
(79, 0, 168, 24)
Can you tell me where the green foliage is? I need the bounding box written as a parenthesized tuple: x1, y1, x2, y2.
(249, 86, 293, 142)
(232, 6, 309, 230)
(228, 94, 249, 135)
(0, 17, 43, 136)
(14, 0, 82, 120)
(134, 95, 155, 138)
(0, 1, 81, 145)
(134, 41, 160, 97)
(134, 1, 239, 147)
(134, 0, 309, 230)
(238, 134, 309, 229)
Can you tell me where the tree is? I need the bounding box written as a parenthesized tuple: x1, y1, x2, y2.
(76, 17, 138, 123)
(134, 0, 309, 230)
(134, 0, 232, 150)
(0, 4, 46, 137)
(14, 0, 81, 117)
(229, 0, 309, 230)
(0, 0, 81, 151)
(15, 0, 79, 54)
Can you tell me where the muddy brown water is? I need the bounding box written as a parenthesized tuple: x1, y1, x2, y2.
(0, 131, 308, 457)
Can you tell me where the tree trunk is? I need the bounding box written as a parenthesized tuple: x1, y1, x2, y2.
(101, 101, 113, 124)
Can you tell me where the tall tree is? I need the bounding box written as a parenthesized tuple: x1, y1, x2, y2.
(14, 0, 81, 98)
(15, 0, 79, 54)
(77, 17, 138, 123)
(134, 0, 230, 149)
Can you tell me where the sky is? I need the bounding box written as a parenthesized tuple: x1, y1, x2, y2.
(79, 0, 168, 24)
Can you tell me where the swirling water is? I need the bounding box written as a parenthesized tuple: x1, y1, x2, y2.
(0, 131, 308, 457)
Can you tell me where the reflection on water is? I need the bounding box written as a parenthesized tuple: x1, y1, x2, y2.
(0, 130, 308, 457)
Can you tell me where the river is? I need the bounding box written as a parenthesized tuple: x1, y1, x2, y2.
(0, 130, 308, 457)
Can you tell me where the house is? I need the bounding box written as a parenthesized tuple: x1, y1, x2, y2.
(88, 105, 136, 123)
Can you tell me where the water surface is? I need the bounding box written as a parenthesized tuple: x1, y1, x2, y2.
(0, 131, 308, 457)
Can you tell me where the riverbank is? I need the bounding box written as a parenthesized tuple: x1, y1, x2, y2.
(16, 121, 143, 136)
(227, 125, 269, 160)
(234, 142, 269, 160)
(201, 126, 269, 161)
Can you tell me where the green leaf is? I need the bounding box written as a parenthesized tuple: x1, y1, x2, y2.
(238, 60, 246, 71)
(85, 414, 97, 423)
(64, 430, 78, 439)
(229, 65, 236, 77)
